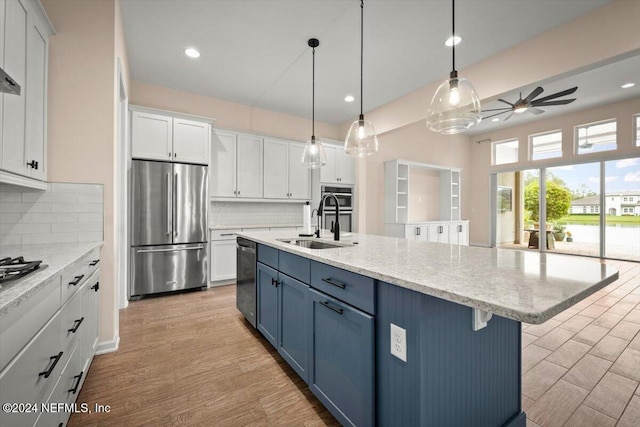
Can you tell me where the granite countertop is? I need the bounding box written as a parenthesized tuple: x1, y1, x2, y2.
(237, 231, 619, 324)
(210, 224, 303, 230)
(0, 242, 103, 317)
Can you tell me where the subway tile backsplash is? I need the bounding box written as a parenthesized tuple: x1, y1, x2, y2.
(0, 182, 103, 247)
(211, 201, 305, 226)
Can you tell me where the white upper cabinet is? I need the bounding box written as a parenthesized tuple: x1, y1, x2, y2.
(0, 0, 53, 188)
(173, 118, 210, 164)
(263, 138, 311, 200)
(131, 111, 173, 161)
(320, 144, 355, 185)
(130, 108, 210, 165)
(211, 130, 263, 199)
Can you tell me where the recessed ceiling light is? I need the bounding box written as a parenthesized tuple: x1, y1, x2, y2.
(184, 48, 200, 58)
(344, 95, 355, 102)
(445, 36, 461, 47)
(621, 82, 635, 89)
(491, 118, 500, 122)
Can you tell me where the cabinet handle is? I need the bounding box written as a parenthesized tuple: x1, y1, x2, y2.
(68, 371, 84, 394)
(238, 190, 241, 195)
(271, 278, 280, 287)
(174, 153, 177, 158)
(321, 277, 346, 289)
(68, 317, 85, 333)
(39, 352, 63, 378)
(439, 226, 443, 234)
(458, 225, 462, 233)
(69, 275, 84, 286)
(220, 233, 234, 236)
(27, 160, 38, 169)
(91, 281, 100, 292)
(89, 259, 100, 266)
(416, 227, 420, 236)
(320, 300, 343, 315)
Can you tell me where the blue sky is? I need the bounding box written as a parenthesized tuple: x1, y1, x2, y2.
(525, 157, 640, 194)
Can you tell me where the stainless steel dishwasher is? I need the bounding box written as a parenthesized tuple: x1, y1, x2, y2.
(236, 237, 257, 327)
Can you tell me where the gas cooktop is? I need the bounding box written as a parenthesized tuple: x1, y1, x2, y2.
(0, 256, 48, 289)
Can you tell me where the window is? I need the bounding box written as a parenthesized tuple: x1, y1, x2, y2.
(624, 197, 629, 202)
(493, 139, 519, 165)
(575, 119, 617, 154)
(635, 114, 640, 147)
(530, 130, 562, 160)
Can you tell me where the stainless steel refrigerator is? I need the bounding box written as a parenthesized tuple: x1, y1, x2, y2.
(130, 160, 208, 299)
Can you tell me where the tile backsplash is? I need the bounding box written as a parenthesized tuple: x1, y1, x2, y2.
(0, 182, 104, 247)
(211, 201, 305, 226)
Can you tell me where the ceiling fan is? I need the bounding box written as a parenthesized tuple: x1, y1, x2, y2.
(483, 86, 577, 121)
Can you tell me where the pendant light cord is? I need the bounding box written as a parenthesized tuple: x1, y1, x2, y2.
(312, 46, 315, 139)
(360, 0, 364, 116)
(452, 0, 456, 72)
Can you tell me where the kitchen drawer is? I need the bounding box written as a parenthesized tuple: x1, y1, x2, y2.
(60, 272, 96, 366)
(279, 251, 310, 284)
(258, 244, 278, 269)
(61, 247, 100, 304)
(0, 311, 64, 427)
(0, 274, 61, 372)
(210, 229, 240, 240)
(310, 261, 375, 315)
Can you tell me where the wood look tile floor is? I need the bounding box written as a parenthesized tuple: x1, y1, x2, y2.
(70, 258, 639, 427)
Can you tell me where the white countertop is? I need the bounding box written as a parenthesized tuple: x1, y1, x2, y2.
(0, 242, 103, 317)
(237, 230, 619, 324)
(210, 223, 302, 230)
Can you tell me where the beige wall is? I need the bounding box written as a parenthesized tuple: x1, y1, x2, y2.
(408, 167, 441, 222)
(43, 0, 128, 347)
(130, 81, 340, 142)
(469, 97, 640, 245)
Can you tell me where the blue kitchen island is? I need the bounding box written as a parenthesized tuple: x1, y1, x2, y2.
(237, 231, 619, 427)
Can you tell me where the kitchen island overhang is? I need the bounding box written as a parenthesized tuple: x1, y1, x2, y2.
(238, 230, 619, 427)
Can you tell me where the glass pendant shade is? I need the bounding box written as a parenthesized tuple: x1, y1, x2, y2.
(427, 76, 482, 135)
(302, 137, 327, 169)
(345, 115, 378, 157)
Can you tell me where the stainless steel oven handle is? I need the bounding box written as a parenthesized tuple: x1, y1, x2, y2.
(236, 245, 256, 254)
(137, 246, 204, 254)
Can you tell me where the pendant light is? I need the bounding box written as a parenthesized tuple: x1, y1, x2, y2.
(426, 0, 481, 135)
(302, 38, 327, 169)
(344, 0, 378, 157)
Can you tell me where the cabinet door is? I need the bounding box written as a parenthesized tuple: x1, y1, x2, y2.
(211, 130, 237, 197)
(82, 270, 100, 369)
(449, 222, 469, 246)
(335, 147, 355, 185)
(427, 223, 441, 243)
(439, 223, 450, 243)
(172, 118, 209, 165)
(263, 139, 289, 199)
(309, 289, 374, 427)
(210, 239, 237, 281)
(131, 111, 172, 161)
(237, 134, 263, 198)
(257, 263, 279, 347)
(320, 145, 337, 184)
(1, 0, 28, 176)
(288, 143, 311, 200)
(25, 18, 47, 180)
(278, 274, 311, 383)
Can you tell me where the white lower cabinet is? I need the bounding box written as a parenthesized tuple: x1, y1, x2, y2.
(387, 221, 469, 245)
(427, 223, 450, 244)
(210, 239, 238, 282)
(449, 222, 469, 245)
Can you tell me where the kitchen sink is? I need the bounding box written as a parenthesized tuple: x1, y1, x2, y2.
(277, 239, 353, 250)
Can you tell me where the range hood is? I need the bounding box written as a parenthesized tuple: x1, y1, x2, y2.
(0, 67, 21, 95)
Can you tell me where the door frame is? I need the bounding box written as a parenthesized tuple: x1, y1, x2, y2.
(116, 58, 129, 310)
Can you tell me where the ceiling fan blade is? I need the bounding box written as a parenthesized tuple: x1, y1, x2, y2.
(503, 113, 514, 122)
(529, 107, 545, 115)
(523, 86, 544, 103)
(531, 98, 576, 107)
(483, 111, 509, 120)
(483, 107, 513, 112)
(533, 86, 578, 103)
(498, 99, 514, 106)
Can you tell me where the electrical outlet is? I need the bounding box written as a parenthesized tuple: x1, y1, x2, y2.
(390, 323, 407, 362)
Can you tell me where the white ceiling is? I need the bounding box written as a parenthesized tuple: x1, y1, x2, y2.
(121, 0, 611, 125)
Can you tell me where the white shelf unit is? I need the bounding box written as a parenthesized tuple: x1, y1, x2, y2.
(384, 161, 410, 223)
(440, 169, 461, 221)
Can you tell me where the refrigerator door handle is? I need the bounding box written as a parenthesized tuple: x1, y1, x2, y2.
(166, 172, 172, 236)
(173, 172, 178, 237)
(136, 246, 205, 254)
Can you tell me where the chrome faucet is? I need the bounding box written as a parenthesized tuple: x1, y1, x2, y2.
(318, 193, 340, 241)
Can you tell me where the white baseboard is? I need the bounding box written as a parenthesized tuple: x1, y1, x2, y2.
(470, 241, 492, 248)
(209, 279, 235, 288)
(96, 335, 120, 355)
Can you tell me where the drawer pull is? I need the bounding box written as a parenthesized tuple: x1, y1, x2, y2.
(220, 233, 234, 236)
(68, 371, 84, 394)
(89, 259, 100, 266)
(68, 317, 85, 333)
(320, 300, 343, 315)
(271, 278, 280, 287)
(69, 275, 84, 286)
(322, 277, 346, 289)
(39, 351, 63, 378)
(91, 281, 100, 292)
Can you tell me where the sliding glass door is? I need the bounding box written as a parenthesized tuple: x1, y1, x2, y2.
(604, 158, 640, 261)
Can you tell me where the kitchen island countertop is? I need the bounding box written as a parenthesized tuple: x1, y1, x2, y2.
(238, 230, 618, 324)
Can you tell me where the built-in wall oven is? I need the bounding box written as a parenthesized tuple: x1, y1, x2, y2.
(321, 185, 353, 232)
